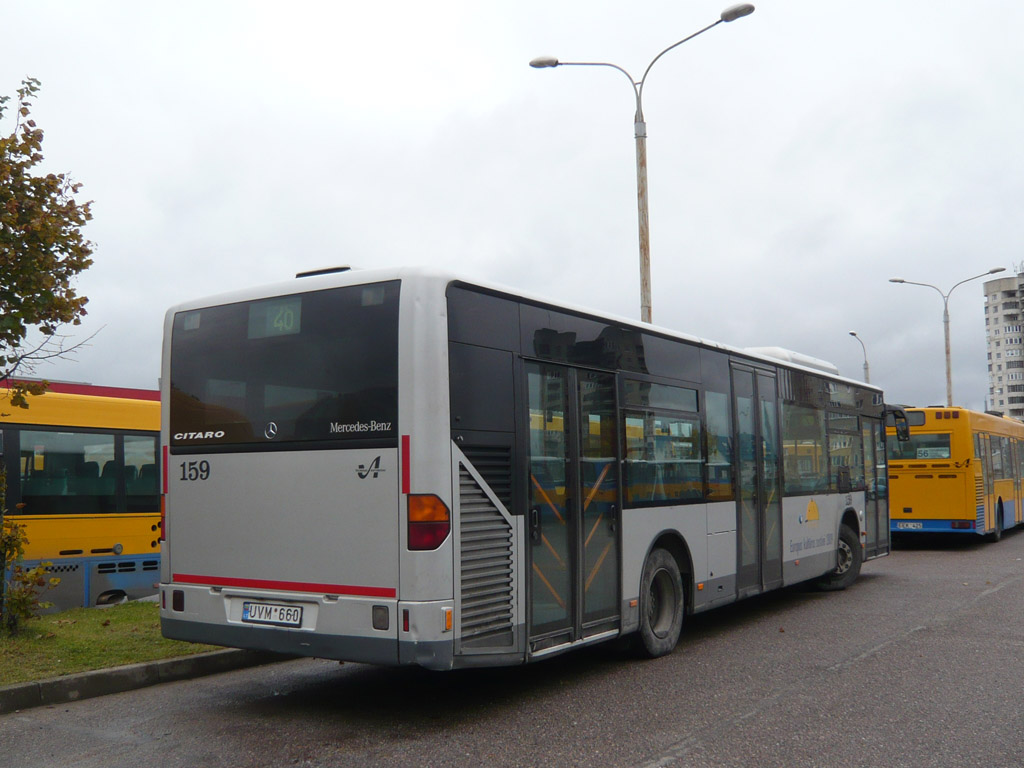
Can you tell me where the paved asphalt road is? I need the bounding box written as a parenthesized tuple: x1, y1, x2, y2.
(3, 531, 1024, 768)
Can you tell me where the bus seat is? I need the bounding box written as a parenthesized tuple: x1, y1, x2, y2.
(137, 464, 158, 492)
(98, 460, 118, 496)
(69, 461, 103, 504)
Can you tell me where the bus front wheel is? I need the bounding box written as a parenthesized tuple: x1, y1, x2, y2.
(815, 524, 862, 591)
(634, 548, 684, 658)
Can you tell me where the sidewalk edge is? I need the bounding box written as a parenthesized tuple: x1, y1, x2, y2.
(0, 649, 291, 714)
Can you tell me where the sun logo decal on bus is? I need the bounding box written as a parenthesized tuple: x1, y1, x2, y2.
(799, 499, 820, 527)
(357, 456, 385, 479)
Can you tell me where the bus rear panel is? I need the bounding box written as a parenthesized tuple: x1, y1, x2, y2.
(887, 407, 1024, 537)
(159, 279, 457, 666)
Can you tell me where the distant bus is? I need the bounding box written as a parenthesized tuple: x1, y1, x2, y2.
(1, 382, 162, 610)
(160, 267, 898, 670)
(886, 406, 1024, 540)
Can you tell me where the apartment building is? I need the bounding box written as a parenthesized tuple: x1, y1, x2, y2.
(985, 271, 1024, 419)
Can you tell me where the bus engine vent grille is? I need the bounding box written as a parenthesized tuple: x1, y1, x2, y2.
(459, 445, 512, 508)
(97, 561, 139, 574)
(976, 477, 985, 529)
(458, 466, 514, 648)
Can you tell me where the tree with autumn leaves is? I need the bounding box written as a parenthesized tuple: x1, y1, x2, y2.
(1, 77, 92, 630)
(1, 76, 93, 404)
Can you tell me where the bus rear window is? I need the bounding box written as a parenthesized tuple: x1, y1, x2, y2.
(170, 281, 399, 450)
(886, 410, 926, 427)
(887, 433, 951, 461)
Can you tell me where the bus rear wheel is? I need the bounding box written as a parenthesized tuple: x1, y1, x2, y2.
(987, 502, 1004, 543)
(634, 548, 684, 658)
(815, 524, 861, 592)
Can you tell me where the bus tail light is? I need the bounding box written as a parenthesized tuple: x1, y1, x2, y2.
(408, 494, 450, 550)
(951, 520, 974, 530)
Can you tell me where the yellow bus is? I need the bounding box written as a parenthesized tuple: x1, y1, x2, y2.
(886, 406, 1024, 540)
(1, 381, 162, 609)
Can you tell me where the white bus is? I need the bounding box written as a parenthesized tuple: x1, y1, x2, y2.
(159, 266, 895, 669)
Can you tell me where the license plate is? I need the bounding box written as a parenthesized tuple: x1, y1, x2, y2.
(896, 522, 923, 530)
(241, 601, 303, 627)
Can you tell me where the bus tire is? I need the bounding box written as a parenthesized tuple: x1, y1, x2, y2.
(634, 548, 684, 658)
(987, 503, 1004, 543)
(816, 524, 862, 592)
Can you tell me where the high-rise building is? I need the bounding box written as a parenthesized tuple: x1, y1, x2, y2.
(985, 270, 1024, 419)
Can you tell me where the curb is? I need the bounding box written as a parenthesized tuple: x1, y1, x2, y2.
(0, 649, 293, 714)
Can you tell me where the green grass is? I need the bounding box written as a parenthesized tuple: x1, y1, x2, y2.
(0, 601, 218, 686)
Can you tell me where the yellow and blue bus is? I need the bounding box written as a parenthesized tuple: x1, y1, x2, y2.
(1, 381, 162, 610)
(886, 406, 1024, 540)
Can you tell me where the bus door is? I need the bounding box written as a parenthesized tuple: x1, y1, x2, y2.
(862, 418, 889, 558)
(526, 362, 621, 653)
(732, 366, 783, 596)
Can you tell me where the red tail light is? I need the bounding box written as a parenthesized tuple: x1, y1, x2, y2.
(408, 494, 450, 550)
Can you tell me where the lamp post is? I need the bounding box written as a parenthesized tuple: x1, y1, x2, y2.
(530, 3, 755, 324)
(849, 331, 870, 383)
(889, 267, 1006, 407)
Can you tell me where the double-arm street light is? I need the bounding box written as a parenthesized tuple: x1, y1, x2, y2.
(530, 4, 755, 324)
(889, 267, 1006, 407)
(849, 331, 870, 383)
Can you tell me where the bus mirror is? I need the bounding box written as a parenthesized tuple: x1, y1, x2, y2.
(890, 408, 910, 442)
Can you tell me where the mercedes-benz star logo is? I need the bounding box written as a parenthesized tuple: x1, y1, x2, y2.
(264, 421, 279, 440)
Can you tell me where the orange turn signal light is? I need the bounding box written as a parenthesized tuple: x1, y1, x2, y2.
(408, 494, 450, 523)
(408, 494, 450, 550)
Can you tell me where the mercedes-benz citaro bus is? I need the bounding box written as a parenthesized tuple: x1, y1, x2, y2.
(160, 266, 903, 670)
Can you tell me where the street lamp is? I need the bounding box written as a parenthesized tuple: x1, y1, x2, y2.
(530, 3, 755, 324)
(889, 267, 1006, 407)
(849, 331, 870, 383)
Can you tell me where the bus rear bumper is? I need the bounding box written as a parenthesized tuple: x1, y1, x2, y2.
(891, 520, 982, 534)
(159, 584, 454, 669)
(161, 615, 407, 665)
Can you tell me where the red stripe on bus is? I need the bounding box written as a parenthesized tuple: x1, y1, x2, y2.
(35, 381, 161, 400)
(173, 573, 397, 598)
(402, 435, 410, 495)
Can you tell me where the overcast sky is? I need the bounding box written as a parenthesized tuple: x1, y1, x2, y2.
(3, 1, 1022, 410)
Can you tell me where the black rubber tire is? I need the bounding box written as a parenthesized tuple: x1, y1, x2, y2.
(988, 503, 1004, 543)
(815, 524, 862, 592)
(634, 548, 684, 658)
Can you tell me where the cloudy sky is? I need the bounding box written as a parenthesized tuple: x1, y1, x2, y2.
(3, 1, 1021, 411)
